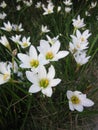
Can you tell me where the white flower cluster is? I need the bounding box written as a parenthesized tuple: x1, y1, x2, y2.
(63, 0, 72, 13)
(18, 37, 69, 97)
(69, 15, 91, 66)
(0, 0, 95, 112)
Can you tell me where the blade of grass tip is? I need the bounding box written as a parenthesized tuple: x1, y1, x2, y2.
(20, 95, 32, 129)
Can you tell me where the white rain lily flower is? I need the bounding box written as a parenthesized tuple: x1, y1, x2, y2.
(18, 36, 31, 48)
(0, 12, 7, 20)
(67, 90, 94, 112)
(35, 2, 42, 8)
(0, 1, 7, 8)
(74, 51, 90, 66)
(23, 0, 33, 7)
(17, 45, 47, 72)
(37, 40, 69, 64)
(71, 29, 91, 44)
(16, 0, 21, 2)
(42, 2, 54, 15)
(90, 2, 97, 9)
(12, 23, 24, 32)
(46, 35, 59, 45)
(26, 65, 61, 97)
(63, 0, 72, 6)
(69, 41, 88, 54)
(16, 5, 21, 11)
(85, 11, 91, 16)
(10, 35, 21, 43)
(1, 21, 12, 32)
(41, 25, 50, 33)
(57, 6, 61, 12)
(0, 62, 11, 85)
(0, 35, 10, 49)
(65, 7, 71, 13)
(72, 15, 86, 29)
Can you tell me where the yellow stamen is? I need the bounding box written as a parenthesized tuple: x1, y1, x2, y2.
(71, 95, 80, 104)
(46, 52, 54, 60)
(30, 59, 39, 68)
(3, 74, 9, 80)
(39, 78, 49, 88)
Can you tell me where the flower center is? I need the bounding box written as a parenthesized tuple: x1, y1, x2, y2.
(3, 73, 9, 80)
(46, 52, 54, 60)
(81, 37, 85, 42)
(22, 42, 28, 47)
(39, 78, 49, 88)
(30, 59, 39, 68)
(71, 95, 80, 104)
(48, 9, 51, 13)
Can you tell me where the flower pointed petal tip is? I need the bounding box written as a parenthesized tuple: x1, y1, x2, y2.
(29, 85, 41, 93)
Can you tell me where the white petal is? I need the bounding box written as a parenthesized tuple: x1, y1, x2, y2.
(0, 62, 7, 73)
(0, 74, 5, 85)
(56, 51, 69, 60)
(17, 53, 30, 63)
(67, 90, 73, 99)
(42, 87, 52, 97)
(38, 65, 47, 79)
(29, 45, 37, 59)
(74, 104, 83, 112)
(38, 54, 49, 65)
(26, 71, 38, 84)
(82, 98, 94, 107)
(29, 85, 41, 93)
(50, 79, 61, 87)
(76, 30, 81, 38)
(20, 63, 30, 68)
(69, 101, 74, 111)
(47, 65, 55, 79)
(51, 41, 60, 54)
(37, 40, 50, 54)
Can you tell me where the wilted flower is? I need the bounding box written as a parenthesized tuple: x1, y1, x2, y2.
(26, 65, 61, 97)
(67, 90, 94, 112)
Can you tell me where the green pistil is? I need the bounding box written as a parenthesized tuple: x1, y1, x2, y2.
(22, 42, 28, 47)
(71, 96, 80, 104)
(30, 59, 39, 68)
(39, 78, 49, 88)
(46, 52, 54, 60)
